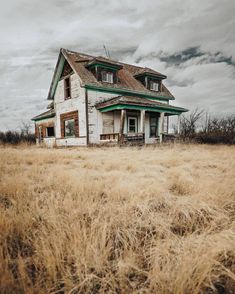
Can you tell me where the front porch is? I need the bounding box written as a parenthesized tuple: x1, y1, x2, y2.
(99, 109, 181, 145)
(96, 95, 187, 145)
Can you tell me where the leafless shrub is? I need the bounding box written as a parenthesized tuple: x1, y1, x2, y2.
(196, 115, 235, 144)
(0, 122, 35, 145)
(178, 109, 235, 144)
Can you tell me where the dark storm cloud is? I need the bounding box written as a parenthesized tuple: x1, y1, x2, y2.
(0, 0, 234, 130)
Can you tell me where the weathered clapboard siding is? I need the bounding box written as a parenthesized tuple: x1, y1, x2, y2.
(54, 73, 87, 146)
(87, 89, 117, 144)
(102, 112, 114, 134)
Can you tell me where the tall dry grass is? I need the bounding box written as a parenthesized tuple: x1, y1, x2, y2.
(0, 144, 235, 293)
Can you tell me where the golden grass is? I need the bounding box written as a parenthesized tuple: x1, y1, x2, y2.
(0, 144, 235, 293)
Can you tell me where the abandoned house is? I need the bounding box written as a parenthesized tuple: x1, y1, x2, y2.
(32, 48, 188, 147)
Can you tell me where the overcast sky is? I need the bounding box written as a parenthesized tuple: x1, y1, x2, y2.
(0, 0, 234, 130)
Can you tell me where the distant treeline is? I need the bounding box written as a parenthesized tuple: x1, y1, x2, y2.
(0, 123, 35, 145)
(178, 109, 235, 144)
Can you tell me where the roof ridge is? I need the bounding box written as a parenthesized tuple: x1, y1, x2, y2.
(61, 48, 95, 59)
(61, 48, 164, 74)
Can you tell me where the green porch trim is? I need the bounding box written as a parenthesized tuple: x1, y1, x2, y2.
(85, 84, 175, 101)
(98, 104, 187, 115)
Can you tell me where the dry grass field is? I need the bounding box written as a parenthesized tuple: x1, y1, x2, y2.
(0, 144, 235, 294)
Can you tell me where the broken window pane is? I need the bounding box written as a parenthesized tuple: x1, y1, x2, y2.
(64, 119, 75, 137)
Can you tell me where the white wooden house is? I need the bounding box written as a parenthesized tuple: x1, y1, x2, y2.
(32, 48, 188, 147)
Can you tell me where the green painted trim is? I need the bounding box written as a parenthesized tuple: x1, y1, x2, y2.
(135, 73, 166, 80)
(32, 115, 55, 122)
(50, 55, 65, 99)
(87, 63, 120, 71)
(98, 104, 187, 115)
(85, 84, 174, 101)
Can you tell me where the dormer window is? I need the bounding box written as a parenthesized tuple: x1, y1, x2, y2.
(101, 71, 113, 83)
(86, 57, 123, 84)
(150, 81, 160, 92)
(134, 70, 166, 91)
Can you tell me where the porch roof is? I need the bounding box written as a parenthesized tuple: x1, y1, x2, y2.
(95, 96, 188, 115)
(31, 109, 55, 121)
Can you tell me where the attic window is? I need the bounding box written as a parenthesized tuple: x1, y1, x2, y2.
(64, 77, 71, 100)
(101, 71, 113, 83)
(150, 81, 159, 92)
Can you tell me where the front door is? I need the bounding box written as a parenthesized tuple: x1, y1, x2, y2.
(128, 117, 137, 133)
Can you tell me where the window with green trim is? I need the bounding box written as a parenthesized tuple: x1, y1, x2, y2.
(149, 114, 159, 137)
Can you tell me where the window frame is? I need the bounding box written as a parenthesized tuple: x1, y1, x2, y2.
(101, 71, 114, 83)
(149, 114, 159, 138)
(150, 80, 160, 92)
(46, 127, 55, 137)
(127, 116, 138, 133)
(64, 118, 75, 138)
(64, 76, 71, 100)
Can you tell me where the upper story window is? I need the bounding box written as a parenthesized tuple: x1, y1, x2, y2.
(64, 77, 71, 100)
(86, 58, 122, 84)
(101, 71, 114, 83)
(150, 81, 160, 92)
(134, 71, 166, 91)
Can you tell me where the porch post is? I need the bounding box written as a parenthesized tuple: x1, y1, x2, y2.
(140, 110, 146, 143)
(119, 109, 126, 143)
(177, 114, 181, 135)
(159, 112, 165, 143)
(166, 115, 169, 134)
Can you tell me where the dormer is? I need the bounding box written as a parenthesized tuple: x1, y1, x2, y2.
(86, 57, 123, 84)
(134, 69, 167, 92)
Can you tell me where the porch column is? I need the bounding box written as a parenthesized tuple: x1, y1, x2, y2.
(166, 116, 169, 134)
(119, 109, 126, 143)
(140, 110, 146, 143)
(159, 112, 165, 143)
(177, 114, 181, 135)
(140, 110, 145, 133)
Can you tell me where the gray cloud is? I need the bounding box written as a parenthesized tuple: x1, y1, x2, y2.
(0, 0, 234, 130)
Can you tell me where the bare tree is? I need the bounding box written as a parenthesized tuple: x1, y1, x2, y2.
(20, 121, 32, 136)
(180, 108, 204, 140)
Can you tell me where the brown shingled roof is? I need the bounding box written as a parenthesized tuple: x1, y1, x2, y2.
(86, 56, 123, 69)
(59, 49, 174, 100)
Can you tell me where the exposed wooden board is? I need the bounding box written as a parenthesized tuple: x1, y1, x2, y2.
(102, 113, 114, 134)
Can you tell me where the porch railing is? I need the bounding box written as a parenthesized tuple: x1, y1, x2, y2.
(123, 133, 145, 143)
(100, 133, 145, 144)
(100, 133, 119, 141)
(100, 132, 177, 144)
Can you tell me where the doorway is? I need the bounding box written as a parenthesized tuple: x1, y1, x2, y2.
(128, 116, 138, 133)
